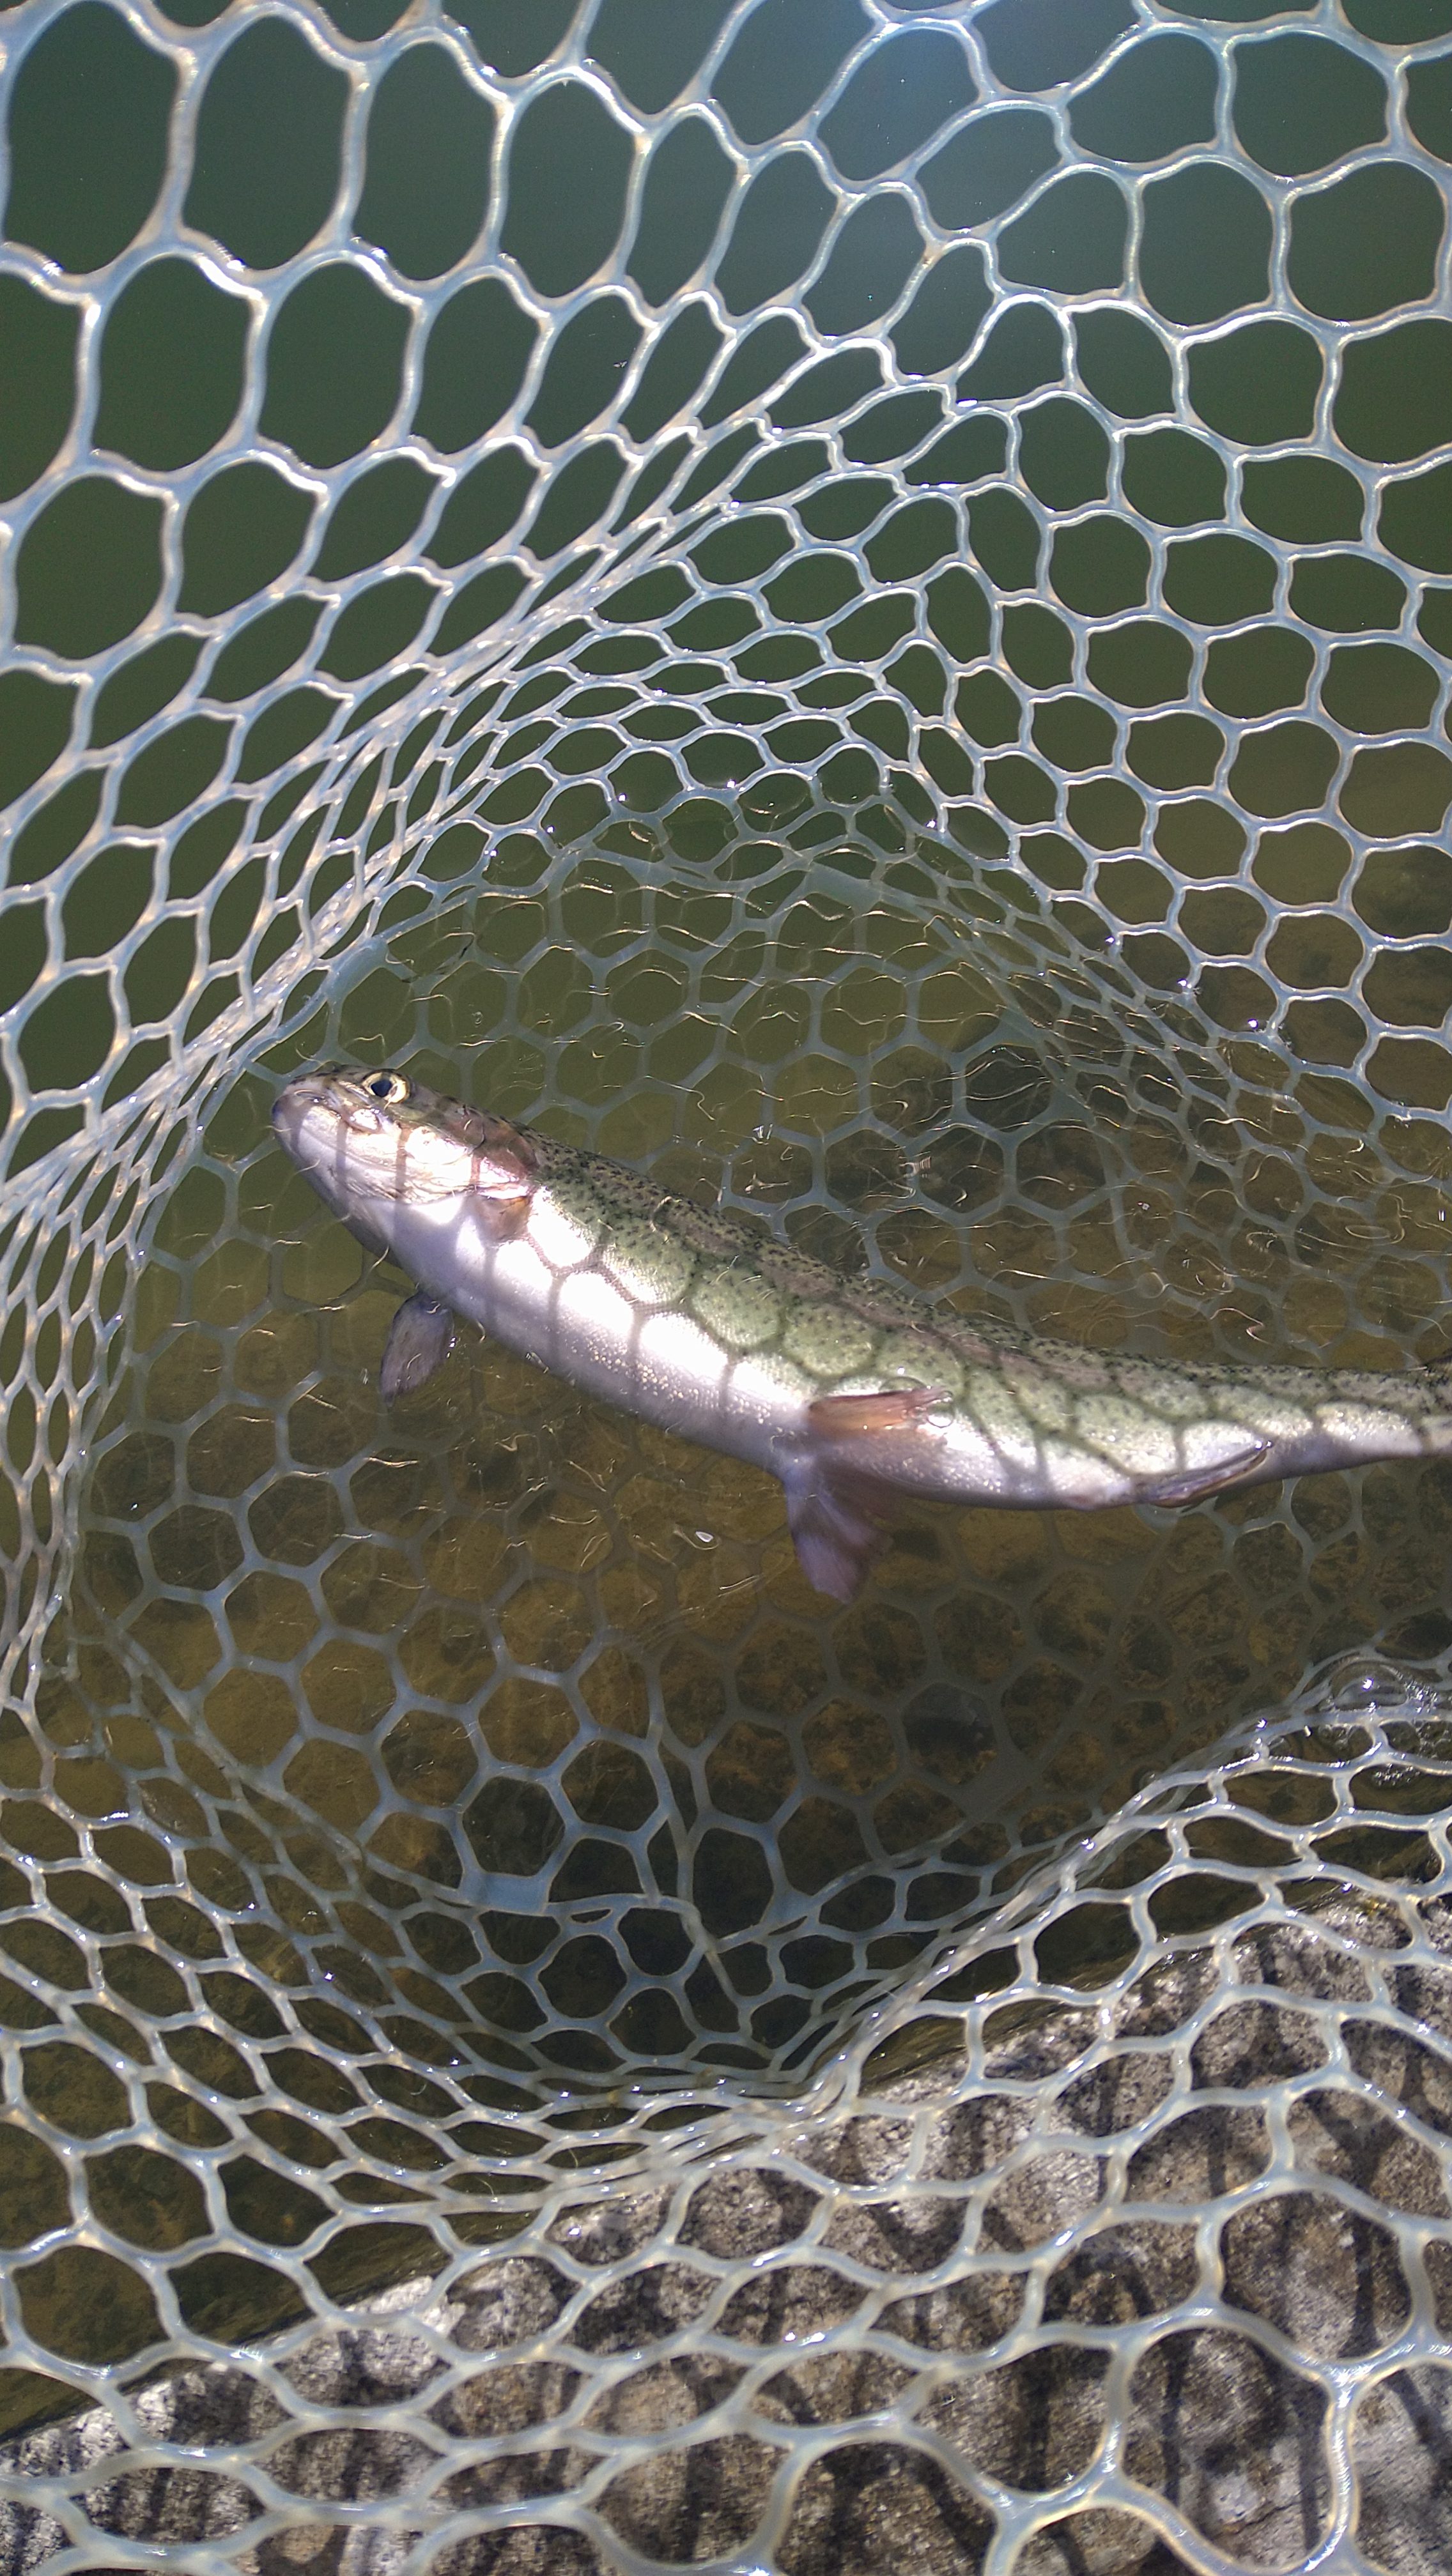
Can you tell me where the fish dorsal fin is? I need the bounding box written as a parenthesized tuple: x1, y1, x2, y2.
(380, 1294, 456, 1404)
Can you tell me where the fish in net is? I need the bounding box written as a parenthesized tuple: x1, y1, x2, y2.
(3, 1, 1452, 2568)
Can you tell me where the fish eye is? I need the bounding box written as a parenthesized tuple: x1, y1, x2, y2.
(362, 1071, 410, 1105)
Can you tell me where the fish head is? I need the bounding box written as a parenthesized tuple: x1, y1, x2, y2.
(273, 1066, 537, 1261)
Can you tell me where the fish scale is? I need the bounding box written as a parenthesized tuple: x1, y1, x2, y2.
(276, 1066, 1452, 1602)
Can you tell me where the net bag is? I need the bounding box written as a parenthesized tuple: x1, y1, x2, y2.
(3, 2, 1452, 2568)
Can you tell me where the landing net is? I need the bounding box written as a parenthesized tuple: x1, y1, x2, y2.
(3, 3, 1452, 2568)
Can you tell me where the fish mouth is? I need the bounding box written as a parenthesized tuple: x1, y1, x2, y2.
(272, 1067, 374, 1151)
(271, 1070, 371, 1208)
(271, 1071, 330, 1149)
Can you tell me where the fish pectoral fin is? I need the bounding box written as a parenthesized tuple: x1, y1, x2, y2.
(480, 1191, 534, 1243)
(380, 1293, 456, 1404)
(780, 1455, 893, 1604)
(1139, 1436, 1272, 1508)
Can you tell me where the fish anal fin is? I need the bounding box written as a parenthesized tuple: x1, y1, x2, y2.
(380, 1293, 456, 1404)
(808, 1386, 948, 1440)
(1139, 1437, 1272, 1509)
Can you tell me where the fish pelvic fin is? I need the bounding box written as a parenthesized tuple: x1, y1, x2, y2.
(780, 1455, 892, 1603)
(1137, 1436, 1272, 1508)
(808, 1386, 951, 1439)
(778, 1386, 948, 1600)
(380, 1293, 456, 1404)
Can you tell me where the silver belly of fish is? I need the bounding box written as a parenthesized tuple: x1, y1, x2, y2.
(274, 1066, 1452, 1602)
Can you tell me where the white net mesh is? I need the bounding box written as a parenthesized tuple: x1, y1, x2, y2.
(4, 0, 1452, 2565)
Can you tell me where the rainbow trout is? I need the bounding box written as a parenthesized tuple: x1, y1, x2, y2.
(274, 1065, 1452, 1602)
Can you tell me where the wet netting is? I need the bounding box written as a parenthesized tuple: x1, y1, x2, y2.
(3, 0, 1452, 2566)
